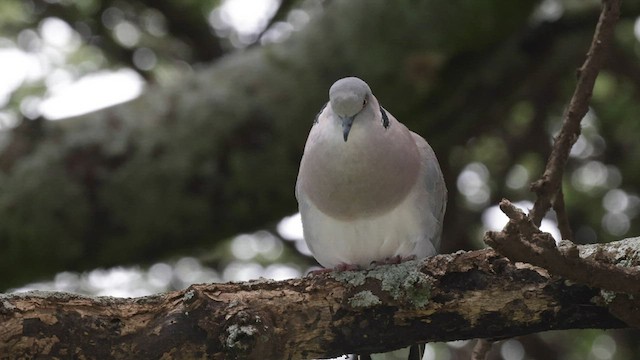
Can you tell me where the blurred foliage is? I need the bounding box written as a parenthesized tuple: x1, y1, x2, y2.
(1, 0, 640, 358)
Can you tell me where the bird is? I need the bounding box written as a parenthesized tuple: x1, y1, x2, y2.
(295, 77, 447, 360)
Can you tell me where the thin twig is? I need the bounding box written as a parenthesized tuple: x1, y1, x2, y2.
(552, 188, 574, 241)
(529, 0, 621, 226)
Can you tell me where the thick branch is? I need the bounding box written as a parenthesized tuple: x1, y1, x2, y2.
(3, 239, 638, 359)
(529, 0, 620, 225)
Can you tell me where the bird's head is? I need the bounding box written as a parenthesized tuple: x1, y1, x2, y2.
(329, 77, 373, 142)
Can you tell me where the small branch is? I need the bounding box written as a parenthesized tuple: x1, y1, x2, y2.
(529, 0, 621, 225)
(486, 200, 640, 299)
(552, 188, 573, 241)
(485, 0, 633, 324)
(2, 244, 635, 359)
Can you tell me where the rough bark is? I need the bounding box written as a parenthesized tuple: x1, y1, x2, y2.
(3, 237, 639, 360)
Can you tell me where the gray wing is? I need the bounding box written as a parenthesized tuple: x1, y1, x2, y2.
(411, 132, 447, 252)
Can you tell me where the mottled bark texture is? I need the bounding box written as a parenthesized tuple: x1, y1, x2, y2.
(4, 237, 639, 360)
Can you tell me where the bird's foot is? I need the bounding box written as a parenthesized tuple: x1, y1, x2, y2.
(308, 263, 360, 275)
(370, 255, 417, 266)
(335, 263, 360, 271)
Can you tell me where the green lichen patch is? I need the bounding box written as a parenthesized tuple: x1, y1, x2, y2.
(366, 260, 433, 308)
(348, 290, 381, 308)
(330, 270, 366, 287)
(574, 237, 640, 267)
(225, 324, 258, 349)
(608, 237, 640, 267)
(328, 260, 433, 308)
(599, 290, 617, 305)
(182, 289, 195, 302)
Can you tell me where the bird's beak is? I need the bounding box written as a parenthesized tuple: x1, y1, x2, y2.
(341, 116, 355, 142)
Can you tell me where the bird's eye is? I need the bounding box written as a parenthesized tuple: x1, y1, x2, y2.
(362, 98, 367, 107)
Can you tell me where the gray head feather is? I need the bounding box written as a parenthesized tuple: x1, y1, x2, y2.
(329, 77, 372, 118)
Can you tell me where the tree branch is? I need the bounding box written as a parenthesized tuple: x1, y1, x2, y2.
(485, 199, 640, 327)
(487, 200, 640, 297)
(529, 0, 621, 225)
(3, 239, 637, 359)
(485, 0, 634, 325)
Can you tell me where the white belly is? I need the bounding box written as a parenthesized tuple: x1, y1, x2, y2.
(301, 191, 438, 268)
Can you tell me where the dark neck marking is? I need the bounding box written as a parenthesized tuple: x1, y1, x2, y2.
(380, 106, 390, 129)
(314, 102, 328, 125)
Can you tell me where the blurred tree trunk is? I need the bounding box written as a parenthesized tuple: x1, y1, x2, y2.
(0, 0, 619, 289)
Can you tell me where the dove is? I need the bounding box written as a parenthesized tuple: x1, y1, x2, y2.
(296, 77, 447, 359)
(296, 77, 446, 360)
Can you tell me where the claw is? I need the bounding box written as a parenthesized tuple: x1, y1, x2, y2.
(307, 263, 360, 276)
